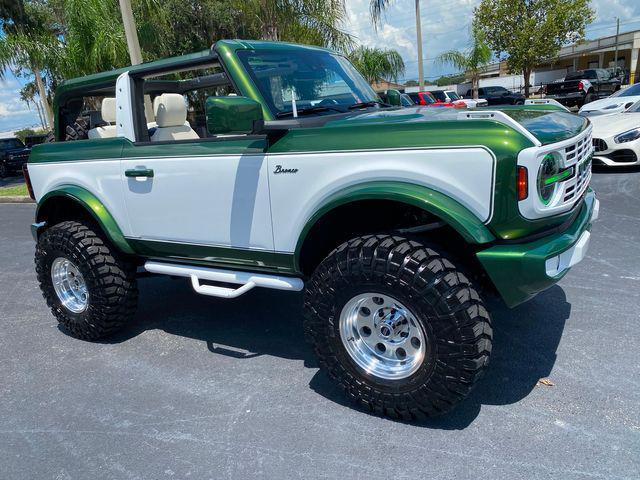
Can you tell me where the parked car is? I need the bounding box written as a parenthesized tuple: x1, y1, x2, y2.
(590, 100, 640, 167)
(545, 69, 621, 108)
(26, 39, 598, 420)
(579, 83, 640, 117)
(0, 137, 31, 178)
(465, 86, 525, 105)
(429, 89, 487, 108)
(400, 93, 416, 107)
(407, 91, 457, 107)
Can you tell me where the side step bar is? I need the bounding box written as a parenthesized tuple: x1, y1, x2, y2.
(144, 261, 304, 299)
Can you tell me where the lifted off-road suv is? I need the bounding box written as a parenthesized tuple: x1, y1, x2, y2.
(26, 40, 598, 419)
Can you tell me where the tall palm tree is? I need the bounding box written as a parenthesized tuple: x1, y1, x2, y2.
(348, 46, 405, 85)
(435, 29, 491, 99)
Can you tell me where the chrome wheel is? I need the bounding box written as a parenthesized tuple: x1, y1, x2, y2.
(339, 293, 427, 380)
(51, 257, 89, 314)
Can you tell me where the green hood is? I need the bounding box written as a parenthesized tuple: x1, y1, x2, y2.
(324, 106, 588, 145)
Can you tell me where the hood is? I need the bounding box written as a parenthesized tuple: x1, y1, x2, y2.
(499, 109, 588, 144)
(323, 106, 587, 145)
(580, 96, 640, 113)
(588, 112, 640, 138)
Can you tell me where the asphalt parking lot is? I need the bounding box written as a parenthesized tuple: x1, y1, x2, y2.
(1, 170, 639, 480)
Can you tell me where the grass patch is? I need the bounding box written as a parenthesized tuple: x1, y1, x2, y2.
(0, 183, 28, 197)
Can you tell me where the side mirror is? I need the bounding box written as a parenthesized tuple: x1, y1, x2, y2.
(206, 96, 264, 135)
(385, 89, 402, 106)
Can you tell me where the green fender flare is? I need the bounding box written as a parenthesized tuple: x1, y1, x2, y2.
(36, 185, 134, 255)
(294, 181, 496, 268)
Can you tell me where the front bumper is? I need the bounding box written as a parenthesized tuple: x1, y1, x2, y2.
(477, 189, 598, 307)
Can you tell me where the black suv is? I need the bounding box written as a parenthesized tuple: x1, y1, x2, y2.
(0, 138, 31, 178)
(465, 86, 525, 105)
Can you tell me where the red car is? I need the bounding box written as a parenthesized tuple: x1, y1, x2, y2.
(407, 91, 460, 108)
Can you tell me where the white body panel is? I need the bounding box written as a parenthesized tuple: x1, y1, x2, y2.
(28, 160, 131, 234)
(267, 148, 496, 253)
(579, 95, 640, 117)
(121, 153, 274, 250)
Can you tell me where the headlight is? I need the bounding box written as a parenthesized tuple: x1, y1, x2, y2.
(614, 128, 640, 144)
(537, 154, 561, 205)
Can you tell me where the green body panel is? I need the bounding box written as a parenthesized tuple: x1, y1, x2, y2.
(205, 96, 263, 134)
(477, 189, 596, 307)
(36, 185, 134, 254)
(29, 137, 126, 164)
(121, 137, 266, 158)
(127, 239, 296, 274)
(295, 181, 496, 268)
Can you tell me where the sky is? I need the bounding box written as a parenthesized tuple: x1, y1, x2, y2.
(1, 0, 640, 133)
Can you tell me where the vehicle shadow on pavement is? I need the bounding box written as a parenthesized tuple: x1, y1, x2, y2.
(592, 165, 640, 174)
(100, 277, 571, 430)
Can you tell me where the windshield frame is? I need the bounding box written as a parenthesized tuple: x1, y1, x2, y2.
(0, 138, 25, 150)
(236, 49, 381, 119)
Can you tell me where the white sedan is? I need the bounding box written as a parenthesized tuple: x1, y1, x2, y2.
(590, 100, 640, 167)
(579, 83, 640, 117)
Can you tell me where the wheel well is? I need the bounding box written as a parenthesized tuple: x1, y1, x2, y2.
(297, 200, 489, 284)
(37, 196, 96, 227)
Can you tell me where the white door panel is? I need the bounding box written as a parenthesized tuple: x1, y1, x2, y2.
(28, 160, 131, 235)
(268, 148, 495, 253)
(121, 154, 274, 250)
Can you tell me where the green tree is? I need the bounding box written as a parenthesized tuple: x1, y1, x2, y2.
(0, 0, 57, 127)
(435, 29, 491, 99)
(347, 46, 405, 84)
(404, 79, 419, 87)
(474, 0, 595, 97)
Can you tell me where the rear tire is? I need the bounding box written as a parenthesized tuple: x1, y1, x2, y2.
(35, 220, 138, 340)
(304, 235, 492, 419)
(583, 92, 596, 105)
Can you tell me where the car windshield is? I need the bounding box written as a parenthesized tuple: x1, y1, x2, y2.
(0, 139, 24, 150)
(446, 91, 460, 100)
(237, 50, 380, 117)
(430, 91, 447, 102)
(613, 83, 640, 97)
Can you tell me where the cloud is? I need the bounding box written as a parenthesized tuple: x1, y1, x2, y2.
(0, 75, 41, 131)
(343, 0, 640, 82)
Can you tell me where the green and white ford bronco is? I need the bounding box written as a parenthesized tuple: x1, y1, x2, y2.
(27, 40, 598, 419)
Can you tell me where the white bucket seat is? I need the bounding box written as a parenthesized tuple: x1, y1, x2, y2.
(150, 94, 199, 142)
(88, 98, 117, 139)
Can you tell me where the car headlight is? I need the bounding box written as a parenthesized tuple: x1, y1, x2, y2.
(537, 154, 564, 205)
(614, 128, 640, 144)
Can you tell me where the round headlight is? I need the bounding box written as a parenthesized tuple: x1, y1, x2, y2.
(538, 154, 560, 205)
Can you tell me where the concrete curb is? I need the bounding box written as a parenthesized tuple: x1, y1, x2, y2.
(0, 196, 34, 204)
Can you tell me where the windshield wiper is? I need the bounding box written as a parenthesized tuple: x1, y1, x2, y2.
(348, 100, 391, 110)
(275, 105, 347, 118)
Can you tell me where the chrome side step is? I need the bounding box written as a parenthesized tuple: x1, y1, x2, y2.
(144, 261, 304, 299)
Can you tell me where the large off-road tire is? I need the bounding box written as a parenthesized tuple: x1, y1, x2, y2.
(64, 118, 89, 142)
(35, 220, 138, 340)
(304, 235, 492, 419)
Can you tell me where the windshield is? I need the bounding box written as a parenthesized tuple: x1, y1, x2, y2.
(446, 91, 460, 100)
(613, 83, 640, 98)
(237, 50, 379, 117)
(0, 139, 24, 150)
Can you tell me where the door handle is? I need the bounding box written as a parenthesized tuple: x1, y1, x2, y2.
(125, 168, 154, 178)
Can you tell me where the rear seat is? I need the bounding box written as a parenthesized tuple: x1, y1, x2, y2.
(87, 98, 117, 139)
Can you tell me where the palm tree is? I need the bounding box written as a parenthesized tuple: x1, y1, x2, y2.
(0, 1, 57, 127)
(348, 46, 405, 84)
(237, 0, 354, 51)
(435, 29, 491, 99)
(19, 82, 46, 129)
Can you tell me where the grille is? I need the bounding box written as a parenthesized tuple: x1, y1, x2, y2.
(592, 138, 608, 152)
(603, 149, 638, 163)
(562, 130, 593, 203)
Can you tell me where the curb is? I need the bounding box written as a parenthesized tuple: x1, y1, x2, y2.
(0, 196, 35, 204)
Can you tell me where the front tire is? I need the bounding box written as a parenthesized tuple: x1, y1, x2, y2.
(304, 235, 492, 419)
(35, 220, 138, 340)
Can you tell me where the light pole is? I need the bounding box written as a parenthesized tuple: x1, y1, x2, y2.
(118, 0, 143, 65)
(415, 0, 424, 89)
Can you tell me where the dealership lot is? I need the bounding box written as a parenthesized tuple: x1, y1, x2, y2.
(1, 170, 639, 480)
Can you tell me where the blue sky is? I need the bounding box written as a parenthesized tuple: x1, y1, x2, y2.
(1, 0, 640, 133)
